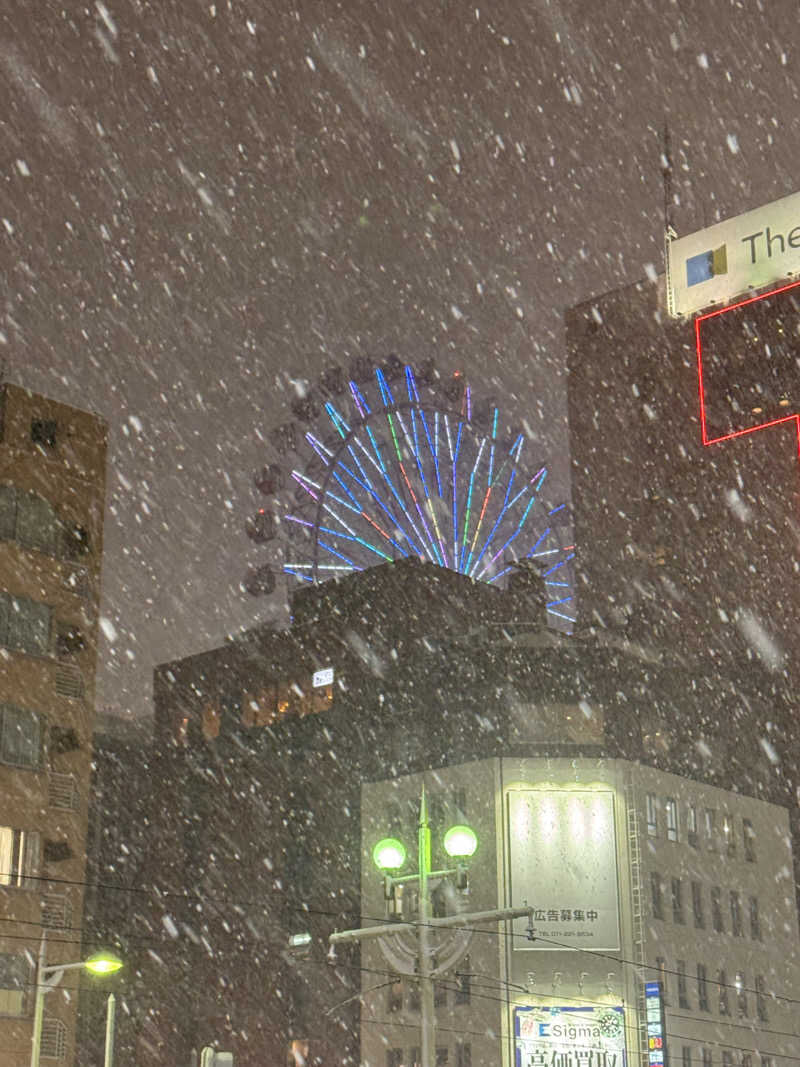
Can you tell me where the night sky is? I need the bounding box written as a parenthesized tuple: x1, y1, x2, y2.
(2, 0, 799, 722)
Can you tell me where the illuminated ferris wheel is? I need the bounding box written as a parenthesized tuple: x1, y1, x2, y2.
(245, 359, 574, 628)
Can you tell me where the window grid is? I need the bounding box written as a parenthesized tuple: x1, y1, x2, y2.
(651, 872, 664, 920)
(672, 878, 684, 925)
(665, 798, 678, 841)
(40, 1017, 67, 1059)
(711, 887, 724, 933)
(697, 964, 709, 1012)
(692, 882, 704, 929)
(646, 794, 658, 837)
(743, 818, 756, 862)
(677, 961, 690, 1009)
(730, 891, 743, 936)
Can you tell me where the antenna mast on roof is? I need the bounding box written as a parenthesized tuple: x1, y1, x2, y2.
(662, 121, 677, 317)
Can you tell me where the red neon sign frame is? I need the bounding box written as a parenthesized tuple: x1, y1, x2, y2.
(694, 277, 800, 457)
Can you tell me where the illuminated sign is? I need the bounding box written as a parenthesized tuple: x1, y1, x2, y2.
(645, 982, 667, 1067)
(508, 790, 620, 951)
(694, 279, 800, 446)
(312, 667, 334, 688)
(668, 188, 800, 316)
(515, 1005, 626, 1067)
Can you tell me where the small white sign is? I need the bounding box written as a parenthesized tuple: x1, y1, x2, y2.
(312, 667, 334, 688)
(668, 188, 800, 316)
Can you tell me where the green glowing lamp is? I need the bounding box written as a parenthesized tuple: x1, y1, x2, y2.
(84, 951, 123, 976)
(372, 837, 407, 872)
(443, 824, 478, 859)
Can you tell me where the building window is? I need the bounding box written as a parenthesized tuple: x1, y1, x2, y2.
(672, 878, 684, 924)
(723, 814, 736, 857)
(434, 980, 447, 1008)
(761, 1059, 773, 1067)
(665, 798, 678, 841)
(31, 419, 58, 450)
(456, 1044, 471, 1067)
(735, 972, 747, 1017)
(15, 490, 61, 556)
(40, 1017, 67, 1059)
(749, 895, 761, 940)
(387, 978, 403, 1013)
(742, 1057, 752, 1067)
(692, 882, 704, 929)
(743, 818, 756, 862)
(755, 975, 768, 1022)
(0, 953, 31, 1015)
(730, 891, 743, 936)
(646, 794, 658, 836)
(656, 957, 669, 1004)
(704, 809, 716, 851)
(687, 804, 698, 848)
(702, 1050, 713, 1067)
(682, 1047, 692, 1067)
(386, 1051, 404, 1067)
(0, 591, 52, 656)
(718, 970, 729, 1015)
(651, 872, 664, 919)
(677, 961, 690, 1009)
(697, 964, 710, 1012)
(455, 956, 471, 1005)
(436, 1051, 449, 1066)
(711, 887, 724, 933)
(722, 1054, 733, 1067)
(0, 828, 40, 887)
(0, 704, 43, 769)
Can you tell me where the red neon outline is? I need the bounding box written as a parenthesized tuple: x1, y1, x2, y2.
(694, 277, 800, 458)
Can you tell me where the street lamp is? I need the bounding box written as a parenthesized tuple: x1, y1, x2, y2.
(30, 938, 123, 1067)
(330, 785, 535, 1067)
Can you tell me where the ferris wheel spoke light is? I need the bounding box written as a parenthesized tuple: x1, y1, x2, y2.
(264, 362, 572, 622)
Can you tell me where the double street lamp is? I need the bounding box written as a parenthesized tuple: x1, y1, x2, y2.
(30, 939, 123, 1067)
(330, 786, 534, 1067)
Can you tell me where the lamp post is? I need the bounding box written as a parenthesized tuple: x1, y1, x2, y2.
(30, 938, 123, 1067)
(330, 785, 535, 1067)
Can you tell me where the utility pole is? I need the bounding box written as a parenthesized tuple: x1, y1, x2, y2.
(329, 786, 535, 1067)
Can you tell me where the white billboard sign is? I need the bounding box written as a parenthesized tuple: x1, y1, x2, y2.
(668, 188, 800, 317)
(508, 790, 620, 951)
(514, 1005, 626, 1067)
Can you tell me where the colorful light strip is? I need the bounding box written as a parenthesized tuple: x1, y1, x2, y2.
(277, 365, 574, 621)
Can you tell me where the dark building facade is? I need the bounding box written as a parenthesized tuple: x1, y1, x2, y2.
(80, 550, 798, 1066)
(566, 275, 800, 682)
